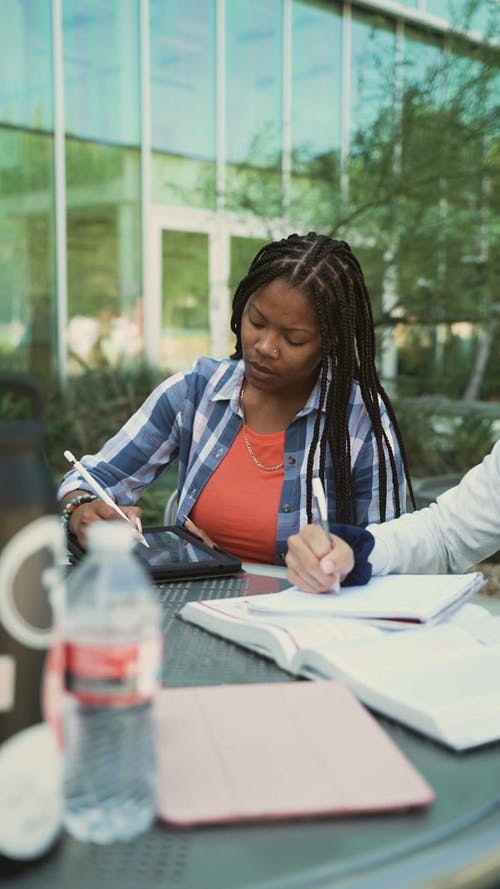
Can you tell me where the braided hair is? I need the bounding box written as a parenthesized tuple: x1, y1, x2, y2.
(230, 232, 415, 524)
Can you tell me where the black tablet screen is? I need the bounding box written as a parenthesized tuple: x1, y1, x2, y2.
(137, 528, 221, 567)
(67, 525, 241, 580)
(130, 526, 242, 579)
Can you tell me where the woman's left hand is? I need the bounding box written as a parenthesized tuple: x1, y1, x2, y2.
(183, 516, 216, 549)
(285, 525, 355, 593)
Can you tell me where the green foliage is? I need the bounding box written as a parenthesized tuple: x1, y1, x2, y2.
(395, 326, 475, 397)
(65, 138, 124, 186)
(161, 231, 210, 329)
(0, 364, 170, 525)
(393, 397, 497, 476)
(39, 363, 179, 524)
(43, 363, 162, 474)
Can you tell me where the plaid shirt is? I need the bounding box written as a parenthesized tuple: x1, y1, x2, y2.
(59, 356, 405, 565)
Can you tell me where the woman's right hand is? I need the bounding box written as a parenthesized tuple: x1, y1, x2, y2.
(285, 524, 355, 593)
(64, 492, 143, 549)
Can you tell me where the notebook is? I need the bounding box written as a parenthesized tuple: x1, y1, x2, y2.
(152, 681, 434, 826)
(245, 572, 485, 627)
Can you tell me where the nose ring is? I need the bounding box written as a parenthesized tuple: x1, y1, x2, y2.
(273, 348, 278, 355)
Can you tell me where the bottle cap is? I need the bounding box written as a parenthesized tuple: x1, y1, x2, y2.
(87, 520, 135, 552)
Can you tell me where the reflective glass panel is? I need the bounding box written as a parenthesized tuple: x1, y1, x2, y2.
(63, 0, 142, 372)
(226, 0, 283, 216)
(63, 0, 139, 144)
(229, 236, 267, 296)
(161, 230, 210, 372)
(0, 1, 56, 378)
(350, 12, 396, 148)
(150, 0, 216, 208)
(348, 12, 396, 230)
(398, 28, 444, 319)
(290, 0, 342, 228)
(403, 27, 443, 95)
(426, 0, 495, 36)
(228, 235, 267, 355)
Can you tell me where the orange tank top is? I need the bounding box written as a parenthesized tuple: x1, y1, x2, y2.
(190, 427, 285, 564)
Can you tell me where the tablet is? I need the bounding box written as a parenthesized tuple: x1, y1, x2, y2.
(66, 525, 242, 581)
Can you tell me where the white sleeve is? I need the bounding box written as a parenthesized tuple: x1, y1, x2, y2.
(368, 439, 500, 575)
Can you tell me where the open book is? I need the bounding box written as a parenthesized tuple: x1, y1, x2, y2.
(179, 590, 500, 751)
(245, 572, 486, 627)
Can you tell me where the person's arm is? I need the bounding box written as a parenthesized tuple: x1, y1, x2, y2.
(286, 440, 500, 586)
(57, 370, 187, 506)
(57, 371, 190, 546)
(368, 439, 500, 574)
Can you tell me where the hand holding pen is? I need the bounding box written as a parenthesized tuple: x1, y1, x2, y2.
(312, 477, 332, 543)
(284, 478, 355, 594)
(311, 477, 340, 592)
(63, 451, 149, 547)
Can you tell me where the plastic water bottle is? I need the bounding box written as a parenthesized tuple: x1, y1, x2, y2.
(62, 521, 162, 844)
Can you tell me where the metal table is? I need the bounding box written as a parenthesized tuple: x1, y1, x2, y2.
(3, 572, 500, 889)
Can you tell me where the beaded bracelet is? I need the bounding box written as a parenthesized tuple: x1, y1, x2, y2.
(61, 493, 98, 528)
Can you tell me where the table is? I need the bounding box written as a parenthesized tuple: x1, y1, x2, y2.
(3, 569, 500, 889)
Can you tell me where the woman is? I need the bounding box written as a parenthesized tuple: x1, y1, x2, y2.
(59, 232, 414, 569)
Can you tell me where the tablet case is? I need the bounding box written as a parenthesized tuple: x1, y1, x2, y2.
(66, 525, 242, 581)
(153, 681, 434, 826)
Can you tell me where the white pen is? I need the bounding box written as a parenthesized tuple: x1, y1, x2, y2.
(312, 477, 331, 541)
(63, 450, 149, 547)
(311, 477, 339, 592)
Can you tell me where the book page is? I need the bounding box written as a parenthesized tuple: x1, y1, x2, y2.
(296, 627, 500, 749)
(179, 598, 299, 669)
(296, 623, 481, 679)
(352, 647, 500, 750)
(449, 608, 500, 644)
(268, 614, 381, 652)
(180, 598, 381, 672)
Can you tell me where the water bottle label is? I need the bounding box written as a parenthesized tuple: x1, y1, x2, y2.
(43, 634, 65, 748)
(64, 636, 162, 706)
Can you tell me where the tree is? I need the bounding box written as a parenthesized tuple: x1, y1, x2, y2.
(193, 6, 500, 400)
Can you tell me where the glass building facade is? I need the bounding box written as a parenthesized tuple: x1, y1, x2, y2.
(0, 0, 497, 385)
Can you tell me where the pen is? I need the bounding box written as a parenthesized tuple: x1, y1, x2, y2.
(312, 477, 331, 543)
(63, 450, 149, 548)
(312, 477, 340, 592)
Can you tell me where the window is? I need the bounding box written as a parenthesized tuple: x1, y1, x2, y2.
(0, 1, 56, 377)
(150, 0, 216, 208)
(63, 0, 142, 371)
(161, 230, 210, 372)
(289, 0, 342, 228)
(226, 0, 283, 216)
